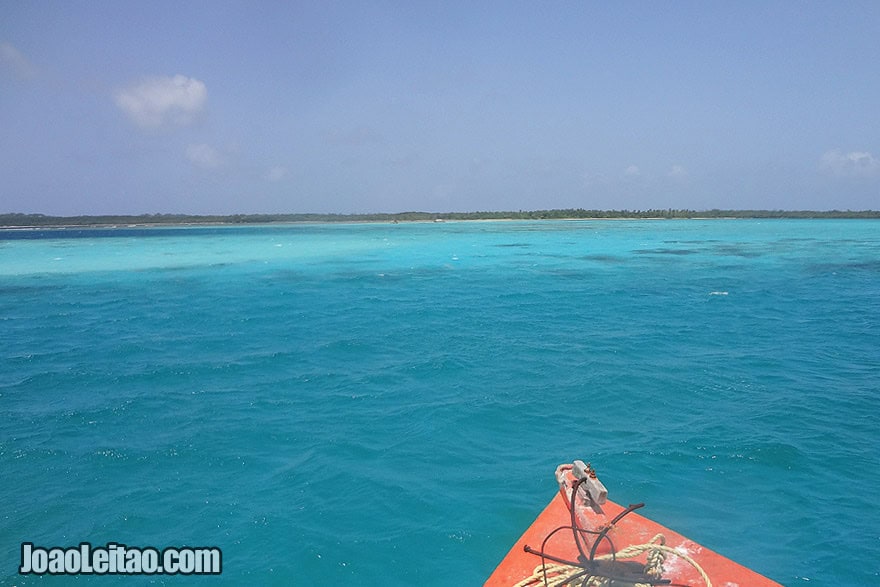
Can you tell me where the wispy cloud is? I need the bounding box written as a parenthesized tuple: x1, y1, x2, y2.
(821, 149, 880, 178)
(0, 41, 37, 79)
(265, 166, 287, 181)
(668, 164, 688, 179)
(185, 144, 222, 169)
(582, 171, 610, 190)
(624, 164, 641, 177)
(115, 75, 207, 129)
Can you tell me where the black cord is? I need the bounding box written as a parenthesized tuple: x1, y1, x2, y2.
(588, 502, 645, 563)
(568, 477, 591, 563)
(522, 484, 676, 586)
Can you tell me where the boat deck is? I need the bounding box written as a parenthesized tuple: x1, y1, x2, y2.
(486, 468, 782, 587)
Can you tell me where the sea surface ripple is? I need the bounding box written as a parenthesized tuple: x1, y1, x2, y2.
(1, 220, 878, 585)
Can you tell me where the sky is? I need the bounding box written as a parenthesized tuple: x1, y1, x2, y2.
(2, 1, 879, 215)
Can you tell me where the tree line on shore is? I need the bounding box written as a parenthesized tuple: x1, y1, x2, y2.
(2, 208, 879, 227)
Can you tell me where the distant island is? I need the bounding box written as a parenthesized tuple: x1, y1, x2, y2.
(1, 209, 879, 228)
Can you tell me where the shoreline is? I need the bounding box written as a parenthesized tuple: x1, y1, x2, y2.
(2, 211, 879, 230)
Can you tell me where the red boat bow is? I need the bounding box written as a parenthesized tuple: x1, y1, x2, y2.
(486, 462, 782, 587)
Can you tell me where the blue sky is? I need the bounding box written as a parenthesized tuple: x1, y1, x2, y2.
(2, 1, 879, 214)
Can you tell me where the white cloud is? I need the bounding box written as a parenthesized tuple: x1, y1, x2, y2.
(820, 149, 880, 178)
(668, 165, 688, 179)
(624, 164, 640, 177)
(0, 41, 37, 79)
(265, 166, 288, 181)
(115, 75, 206, 128)
(185, 144, 222, 168)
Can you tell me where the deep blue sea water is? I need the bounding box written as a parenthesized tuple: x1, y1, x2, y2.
(1, 219, 878, 586)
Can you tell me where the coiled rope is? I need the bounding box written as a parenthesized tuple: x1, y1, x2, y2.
(512, 533, 712, 587)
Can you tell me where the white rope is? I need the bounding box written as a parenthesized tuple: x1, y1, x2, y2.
(511, 533, 712, 587)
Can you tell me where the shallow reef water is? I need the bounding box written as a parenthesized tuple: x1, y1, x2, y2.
(1, 219, 878, 585)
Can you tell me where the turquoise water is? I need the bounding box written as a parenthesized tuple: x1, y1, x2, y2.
(1, 219, 878, 586)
